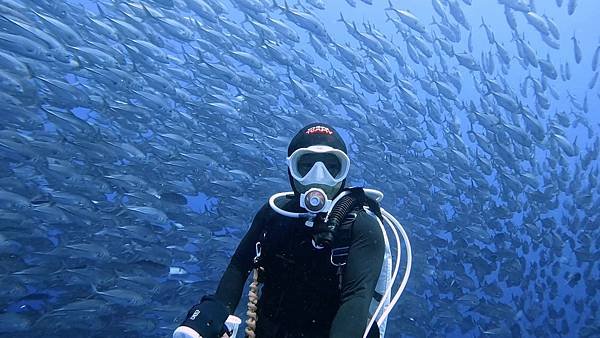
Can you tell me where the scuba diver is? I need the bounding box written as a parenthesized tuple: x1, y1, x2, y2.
(174, 123, 411, 338)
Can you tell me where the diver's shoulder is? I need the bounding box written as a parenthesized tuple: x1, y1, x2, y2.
(255, 200, 275, 218)
(354, 207, 380, 224)
(353, 209, 383, 237)
(254, 198, 287, 220)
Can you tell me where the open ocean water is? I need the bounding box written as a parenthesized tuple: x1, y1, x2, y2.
(0, 0, 598, 337)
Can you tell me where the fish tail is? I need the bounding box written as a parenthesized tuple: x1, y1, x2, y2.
(362, 21, 369, 31)
(131, 60, 140, 74)
(115, 206, 127, 218)
(54, 129, 72, 145)
(385, 0, 394, 11)
(234, 87, 243, 98)
(195, 48, 205, 64)
(467, 120, 475, 135)
(272, 0, 279, 10)
(140, 2, 159, 21)
(25, 63, 37, 79)
(429, 15, 437, 26)
(241, 13, 250, 24)
(337, 12, 344, 23)
(180, 46, 190, 65)
(385, 12, 392, 22)
(481, 83, 492, 97)
(392, 73, 400, 88)
(96, 3, 107, 18)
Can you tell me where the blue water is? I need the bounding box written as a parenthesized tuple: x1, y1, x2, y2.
(1, 0, 599, 337)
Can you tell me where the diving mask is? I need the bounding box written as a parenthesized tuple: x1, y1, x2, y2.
(287, 145, 350, 191)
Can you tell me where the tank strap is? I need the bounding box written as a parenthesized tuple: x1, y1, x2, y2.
(330, 210, 357, 259)
(329, 188, 383, 267)
(329, 188, 385, 292)
(330, 209, 359, 292)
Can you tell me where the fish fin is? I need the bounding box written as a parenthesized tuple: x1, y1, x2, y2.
(28, 9, 44, 20)
(192, 17, 203, 30)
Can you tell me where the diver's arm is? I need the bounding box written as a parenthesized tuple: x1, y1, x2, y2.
(213, 202, 272, 314)
(330, 211, 385, 338)
(177, 203, 272, 338)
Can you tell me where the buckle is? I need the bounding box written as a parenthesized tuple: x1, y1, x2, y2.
(330, 246, 350, 266)
(253, 242, 262, 265)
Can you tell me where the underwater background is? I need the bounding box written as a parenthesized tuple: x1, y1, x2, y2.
(0, 0, 599, 337)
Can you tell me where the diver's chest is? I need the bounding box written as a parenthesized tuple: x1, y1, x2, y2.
(260, 219, 330, 269)
(257, 212, 360, 299)
(258, 212, 357, 277)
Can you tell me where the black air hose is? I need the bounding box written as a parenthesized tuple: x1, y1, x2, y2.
(313, 192, 362, 248)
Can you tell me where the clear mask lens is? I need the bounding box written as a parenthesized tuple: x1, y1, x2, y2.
(297, 153, 341, 177)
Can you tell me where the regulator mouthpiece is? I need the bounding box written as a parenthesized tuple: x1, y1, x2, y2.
(300, 188, 330, 213)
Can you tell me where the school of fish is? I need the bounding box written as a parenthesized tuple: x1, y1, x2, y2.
(0, 0, 598, 337)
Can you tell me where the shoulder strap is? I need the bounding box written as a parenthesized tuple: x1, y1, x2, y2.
(330, 187, 382, 265)
(349, 187, 383, 219)
(329, 209, 358, 266)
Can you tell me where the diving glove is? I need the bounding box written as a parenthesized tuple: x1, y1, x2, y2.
(174, 295, 231, 338)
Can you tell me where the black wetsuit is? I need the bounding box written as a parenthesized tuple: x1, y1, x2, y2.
(214, 197, 385, 338)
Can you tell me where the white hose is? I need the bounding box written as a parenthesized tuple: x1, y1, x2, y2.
(268, 192, 310, 218)
(363, 188, 384, 202)
(268, 188, 412, 337)
(362, 208, 401, 338)
(376, 209, 412, 327)
(269, 190, 352, 220)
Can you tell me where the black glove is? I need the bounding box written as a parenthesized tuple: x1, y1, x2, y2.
(180, 295, 230, 338)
